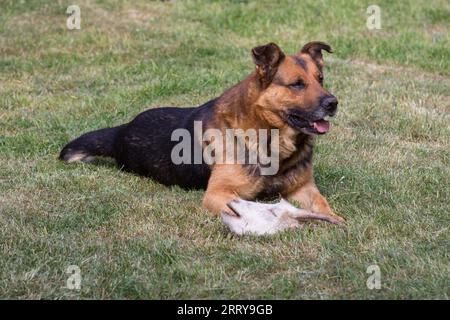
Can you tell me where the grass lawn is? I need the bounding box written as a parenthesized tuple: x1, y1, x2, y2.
(0, 0, 449, 299)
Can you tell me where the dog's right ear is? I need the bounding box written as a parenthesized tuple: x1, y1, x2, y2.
(251, 42, 285, 88)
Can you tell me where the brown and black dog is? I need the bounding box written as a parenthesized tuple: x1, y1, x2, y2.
(60, 41, 345, 226)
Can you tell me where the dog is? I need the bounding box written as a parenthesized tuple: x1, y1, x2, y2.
(60, 41, 345, 234)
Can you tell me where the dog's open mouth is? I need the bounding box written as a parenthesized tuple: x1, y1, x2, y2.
(309, 119, 330, 134)
(286, 113, 331, 135)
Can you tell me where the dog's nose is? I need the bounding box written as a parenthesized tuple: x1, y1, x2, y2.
(321, 96, 338, 113)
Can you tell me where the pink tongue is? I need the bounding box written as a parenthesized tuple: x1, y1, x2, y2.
(313, 120, 330, 133)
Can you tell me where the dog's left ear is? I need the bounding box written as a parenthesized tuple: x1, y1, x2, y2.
(252, 42, 285, 88)
(300, 41, 333, 70)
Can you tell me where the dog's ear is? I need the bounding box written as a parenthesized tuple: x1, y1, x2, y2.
(251, 42, 285, 87)
(300, 41, 333, 70)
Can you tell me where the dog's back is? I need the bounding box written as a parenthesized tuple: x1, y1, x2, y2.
(59, 100, 217, 189)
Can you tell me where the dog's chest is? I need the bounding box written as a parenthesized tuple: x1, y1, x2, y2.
(251, 135, 314, 198)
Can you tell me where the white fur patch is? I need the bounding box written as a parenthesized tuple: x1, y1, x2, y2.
(65, 152, 94, 163)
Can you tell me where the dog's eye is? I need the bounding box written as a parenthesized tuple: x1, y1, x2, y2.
(290, 80, 305, 90)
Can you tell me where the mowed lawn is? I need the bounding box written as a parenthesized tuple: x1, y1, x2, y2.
(0, 0, 449, 299)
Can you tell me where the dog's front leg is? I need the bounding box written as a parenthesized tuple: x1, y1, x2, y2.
(202, 164, 261, 216)
(202, 189, 238, 216)
(203, 166, 342, 235)
(287, 182, 345, 223)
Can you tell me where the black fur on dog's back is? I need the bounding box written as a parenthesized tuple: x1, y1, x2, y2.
(59, 99, 216, 189)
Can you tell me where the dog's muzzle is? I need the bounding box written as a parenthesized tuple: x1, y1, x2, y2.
(285, 95, 338, 135)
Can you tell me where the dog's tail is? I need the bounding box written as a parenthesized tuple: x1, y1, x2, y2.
(59, 124, 126, 163)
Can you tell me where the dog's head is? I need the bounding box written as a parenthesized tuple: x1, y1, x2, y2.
(252, 41, 337, 135)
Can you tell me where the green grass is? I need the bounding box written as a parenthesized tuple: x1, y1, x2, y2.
(0, 0, 449, 299)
